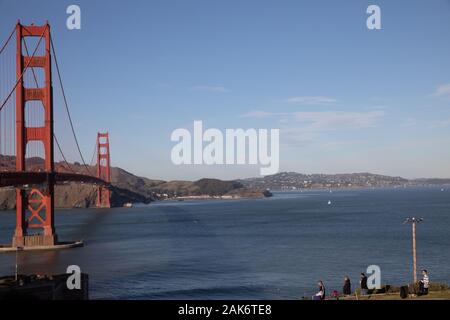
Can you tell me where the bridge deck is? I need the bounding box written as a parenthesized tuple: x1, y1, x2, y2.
(0, 171, 109, 188)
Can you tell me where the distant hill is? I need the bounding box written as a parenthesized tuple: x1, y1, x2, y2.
(411, 178, 450, 185)
(239, 172, 450, 190)
(0, 156, 270, 209)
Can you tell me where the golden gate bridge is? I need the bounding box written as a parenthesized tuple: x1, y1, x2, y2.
(0, 21, 112, 250)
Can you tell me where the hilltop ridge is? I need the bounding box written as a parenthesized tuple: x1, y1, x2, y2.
(239, 171, 450, 190)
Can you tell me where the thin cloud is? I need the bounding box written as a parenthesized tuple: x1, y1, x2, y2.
(242, 110, 384, 131)
(241, 109, 385, 146)
(292, 111, 385, 131)
(366, 105, 388, 110)
(285, 96, 337, 105)
(154, 82, 173, 89)
(429, 119, 450, 129)
(432, 83, 450, 98)
(401, 118, 417, 128)
(241, 110, 286, 118)
(191, 85, 231, 93)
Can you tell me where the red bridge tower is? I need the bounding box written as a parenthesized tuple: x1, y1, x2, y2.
(96, 132, 111, 208)
(13, 22, 56, 247)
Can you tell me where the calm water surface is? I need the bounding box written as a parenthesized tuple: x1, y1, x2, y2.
(0, 187, 449, 299)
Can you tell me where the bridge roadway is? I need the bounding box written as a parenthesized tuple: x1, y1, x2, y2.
(0, 171, 109, 188)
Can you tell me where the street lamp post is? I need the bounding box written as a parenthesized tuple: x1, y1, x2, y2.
(404, 217, 423, 283)
(15, 246, 24, 282)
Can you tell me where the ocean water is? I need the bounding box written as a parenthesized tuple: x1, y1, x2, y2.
(0, 187, 449, 299)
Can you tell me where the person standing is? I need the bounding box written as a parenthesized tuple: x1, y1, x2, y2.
(419, 270, 429, 296)
(343, 276, 351, 295)
(360, 273, 368, 295)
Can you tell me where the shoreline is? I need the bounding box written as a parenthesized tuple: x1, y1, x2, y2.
(1, 184, 449, 211)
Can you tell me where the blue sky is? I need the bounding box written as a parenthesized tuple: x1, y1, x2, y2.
(1, 0, 450, 180)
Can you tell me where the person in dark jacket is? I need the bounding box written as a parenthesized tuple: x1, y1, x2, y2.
(360, 273, 368, 295)
(343, 276, 351, 295)
(313, 281, 326, 300)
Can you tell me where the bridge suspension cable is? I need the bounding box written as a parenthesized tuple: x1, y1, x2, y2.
(0, 25, 47, 112)
(49, 35, 95, 176)
(0, 26, 15, 56)
(1, 25, 98, 177)
(1, 22, 112, 249)
(22, 37, 76, 174)
(0, 28, 16, 157)
(89, 138, 98, 167)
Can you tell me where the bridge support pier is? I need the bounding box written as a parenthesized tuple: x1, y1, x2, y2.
(12, 187, 57, 247)
(13, 234, 57, 247)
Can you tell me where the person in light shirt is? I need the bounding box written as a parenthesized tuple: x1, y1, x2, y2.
(419, 269, 429, 295)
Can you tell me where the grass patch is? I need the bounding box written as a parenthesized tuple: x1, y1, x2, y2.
(340, 283, 450, 300)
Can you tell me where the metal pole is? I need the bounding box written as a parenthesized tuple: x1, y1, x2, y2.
(404, 217, 422, 284)
(15, 247, 19, 281)
(412, 221, 417, 283)
(15, 246, 23, 282)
